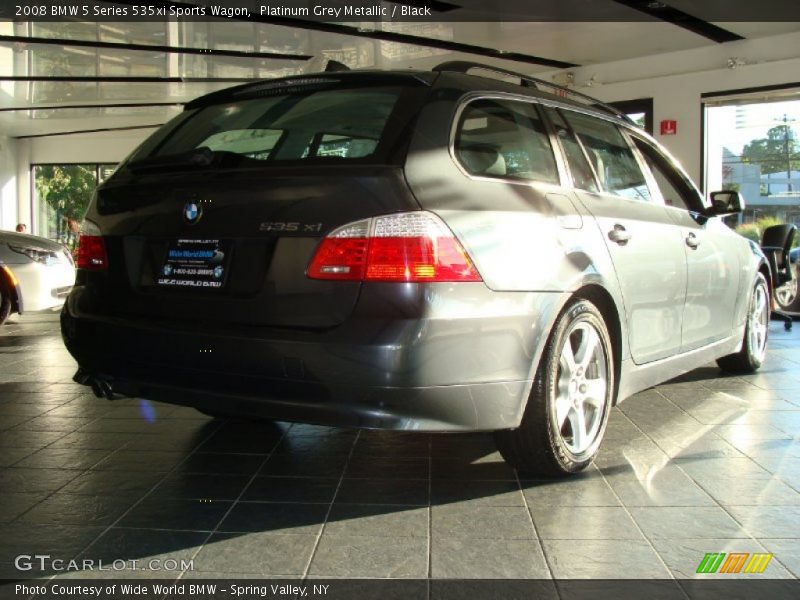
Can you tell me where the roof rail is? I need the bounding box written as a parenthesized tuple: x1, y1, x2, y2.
(433, 61, 635, 126)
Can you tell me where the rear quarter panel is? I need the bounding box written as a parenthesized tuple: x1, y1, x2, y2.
(402, 81, 632, 368)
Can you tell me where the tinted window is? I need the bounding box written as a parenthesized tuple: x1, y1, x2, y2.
(455, 99, 559, 184)
(545, 107, 599, 192)
(564, 111, 651, 201)
(634, 139, 699, 211)
(150, 86, 408, 163)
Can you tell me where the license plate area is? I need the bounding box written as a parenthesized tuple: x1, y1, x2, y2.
(157, 238, 231, 289)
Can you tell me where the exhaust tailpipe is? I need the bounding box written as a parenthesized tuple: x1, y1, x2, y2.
(73, 368, 115, 400)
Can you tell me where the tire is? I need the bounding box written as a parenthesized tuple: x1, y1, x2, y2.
(0, 286, 12, 326)
(495, 298, 615, 477)
(717, 272, 770, 374)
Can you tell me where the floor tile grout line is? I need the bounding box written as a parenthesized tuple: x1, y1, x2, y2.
(648, 386, 781, 545)
(611, 392, 800, 577)
(514, 468, 555, 582)
(4, 403, 135, 522)
(651, 390, 800, 492)
(301, 429, 361, 579)
(592, 461, 686, 594)
(174, 421, 294, 581)
(37, 417, 229, 584)
(9, 440, 135, 523)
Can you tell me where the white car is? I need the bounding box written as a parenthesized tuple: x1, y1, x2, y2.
(0, 230, 76, 325)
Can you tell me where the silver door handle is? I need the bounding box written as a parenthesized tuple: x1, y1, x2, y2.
(608, 224, 631, 245)
(686, 233, 700, 249)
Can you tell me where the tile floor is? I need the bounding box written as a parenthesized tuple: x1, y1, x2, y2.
(0, 312, 799, 581)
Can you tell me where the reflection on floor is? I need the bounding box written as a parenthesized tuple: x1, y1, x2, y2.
(1, 312, 799, 580)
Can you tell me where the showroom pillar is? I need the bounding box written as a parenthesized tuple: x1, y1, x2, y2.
(0, 136, 17, 231)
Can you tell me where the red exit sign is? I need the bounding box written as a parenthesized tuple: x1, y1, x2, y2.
(660, 120, 677, 135)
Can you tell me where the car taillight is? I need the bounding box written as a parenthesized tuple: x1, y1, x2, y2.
(76, 220, 107, 270)
(76, 236, 107, 270)
(308, 212, 481, 282)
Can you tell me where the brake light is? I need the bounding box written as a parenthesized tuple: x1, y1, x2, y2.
(76, 235, 108, 270)
(307, 212, 481, 282)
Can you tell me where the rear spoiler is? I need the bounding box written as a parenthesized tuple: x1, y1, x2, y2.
(185, 71, 437, 110)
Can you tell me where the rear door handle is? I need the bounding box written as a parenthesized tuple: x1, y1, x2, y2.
(608, 224, 631, 245)
(686, 233, 700, 249)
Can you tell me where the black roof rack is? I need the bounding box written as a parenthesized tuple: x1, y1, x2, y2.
(433, 61, 635, 126)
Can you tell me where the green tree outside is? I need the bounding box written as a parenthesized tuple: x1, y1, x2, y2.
(741, 124, 800, 175)
(34, 164, 96, 249)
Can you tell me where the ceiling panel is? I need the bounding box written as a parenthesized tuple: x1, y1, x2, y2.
(0, 13, 799, 138)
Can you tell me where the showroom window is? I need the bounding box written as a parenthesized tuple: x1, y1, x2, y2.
(31, 163, 116, 248)
(704, 88, 800, 236)
(454, 98, 559, 184)
(608, 98, 654, 135)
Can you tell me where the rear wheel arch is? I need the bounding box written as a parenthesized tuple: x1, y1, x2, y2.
(496, 294, 616, 476)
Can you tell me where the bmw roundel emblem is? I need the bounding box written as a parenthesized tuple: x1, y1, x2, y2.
(183, 202, 202, 224)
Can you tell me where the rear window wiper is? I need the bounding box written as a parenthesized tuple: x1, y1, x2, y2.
(126, 147, 250, 173)
(126, 147, 214, 173)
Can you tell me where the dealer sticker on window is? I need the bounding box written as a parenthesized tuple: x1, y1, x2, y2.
(157, 239, 230, 289)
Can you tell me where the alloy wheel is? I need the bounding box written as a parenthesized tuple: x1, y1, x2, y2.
(555, 321, 609, 455)
(774, 263, 798, 309)
(748, 281, 769, 363)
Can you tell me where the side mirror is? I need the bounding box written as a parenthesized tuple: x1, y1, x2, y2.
(707, 190, 745, 216)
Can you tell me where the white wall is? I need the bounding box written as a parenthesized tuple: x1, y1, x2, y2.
(0, 136, 18, 231)
(537, 31, 800, 190)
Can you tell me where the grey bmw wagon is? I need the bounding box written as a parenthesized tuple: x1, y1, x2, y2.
(61, 62, 770, 476)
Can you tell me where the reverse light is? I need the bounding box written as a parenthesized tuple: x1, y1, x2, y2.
(76, 220, 108, 270)
(307, 212, 482, 283)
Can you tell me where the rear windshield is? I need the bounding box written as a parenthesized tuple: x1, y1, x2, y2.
(142, 85, 420, 166)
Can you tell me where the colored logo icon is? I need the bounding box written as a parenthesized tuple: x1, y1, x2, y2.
(696, 552, 773, 574)
(183, 202, 202, 224)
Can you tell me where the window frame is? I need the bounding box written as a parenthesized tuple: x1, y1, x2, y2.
(629, 132, 708, 215)
(541, 100, 703, 210)
(556, 107, 658, 204)
(541, 105, 603, 194)
(448, 92, 566, 188)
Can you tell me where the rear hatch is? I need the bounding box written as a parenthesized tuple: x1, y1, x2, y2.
(83, 74, 433, 329)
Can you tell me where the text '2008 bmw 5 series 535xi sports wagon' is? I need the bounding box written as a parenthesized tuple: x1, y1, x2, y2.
(61, 62, 770, 476)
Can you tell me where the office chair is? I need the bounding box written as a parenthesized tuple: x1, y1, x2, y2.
(761, 224, 797, 332)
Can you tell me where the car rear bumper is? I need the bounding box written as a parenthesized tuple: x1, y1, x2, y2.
(61, 284, 564, 431)
(77, 366, 528, 431)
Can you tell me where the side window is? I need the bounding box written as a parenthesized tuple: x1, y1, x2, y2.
(564, 111, 652, 202)
(544, 107, 599, 192)
(454, 98, 559, 184)
(633, 139, 700, 212)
